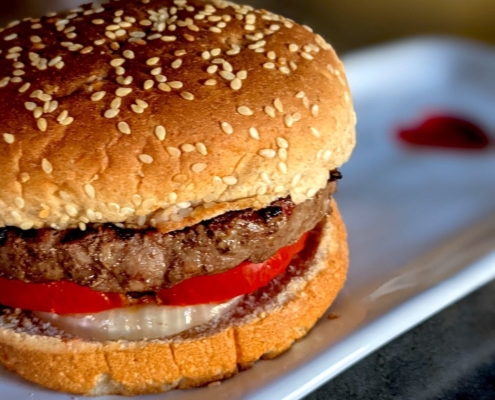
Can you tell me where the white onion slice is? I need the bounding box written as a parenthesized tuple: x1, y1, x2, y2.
(34, 297, 242, 341)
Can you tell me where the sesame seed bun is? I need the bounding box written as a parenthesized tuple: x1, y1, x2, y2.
(0, 199, 347, 396)
(0, 0, 355, 231)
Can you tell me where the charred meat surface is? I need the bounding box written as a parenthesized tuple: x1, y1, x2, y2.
(0, 180, 337, 293)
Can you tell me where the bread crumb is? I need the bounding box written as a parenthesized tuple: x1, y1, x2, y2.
(207, 381, 221, 387)
(327, 313, 339, 320)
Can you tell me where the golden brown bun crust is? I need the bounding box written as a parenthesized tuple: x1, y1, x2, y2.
(0, 199, 347, 395)
(0, 0, 356, 231)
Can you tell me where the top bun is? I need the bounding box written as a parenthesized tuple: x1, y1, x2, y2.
(0, 0, 355, 232)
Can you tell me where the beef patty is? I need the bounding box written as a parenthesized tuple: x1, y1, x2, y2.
(0, 173, 340, 293)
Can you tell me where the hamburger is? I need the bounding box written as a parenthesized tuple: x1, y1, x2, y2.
(0, 0, 355, 395)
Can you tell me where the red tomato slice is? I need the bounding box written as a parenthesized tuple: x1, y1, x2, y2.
(0, 233, 308, 314)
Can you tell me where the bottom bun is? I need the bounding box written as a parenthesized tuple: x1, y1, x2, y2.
(0, 199, 348, 396)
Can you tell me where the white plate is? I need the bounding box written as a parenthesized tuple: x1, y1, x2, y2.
(2, 36, 495, 400)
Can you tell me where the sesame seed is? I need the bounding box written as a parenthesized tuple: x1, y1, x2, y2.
(211, 48, 222, 56)
(278, 148, 287, 161)
(94, 39, 106, 46)
(258, 149, 276, 159)
(37, 118, 47, 132)
(167, 147, 181, 157)
(150, 67, 162, 76)
(168, 81, 183, 89)
(24, 102, 36, 111)
(84, 183, 95, 198)
(219, 71, 235, 81)
(3, 133, 14, 144)
(11, 77, 23, 83)
(111, 97, 122, 109)
(311, 104, 319, 117)
(80, 46, 93, 54)
(146, 57, 160, 66)
(267, 51, 276, 60)
(279, 66, 290, 74)
(138, 154, 153, 164)
(276, 137, 289, 148)
(237, 70, 247, 80)
(171, 59, 183, 69)
(136, 99, 148, 109)
(284, 114, 294, 128)
(201, 51, 211, 60)
(64, 204, 78, 217)
(248, 127, 260, 140)
(116, 87, 132, 97)
(115, 29, 126, 37)
(207, 65, 218, 74)
(93, 19, 104, 25)
(169, 192, 178, 203)
(175, 49, 187, 57)
(181, 144, 195, 152)
(274, 98, 284, 113)
(18, 82, 31, 93)
(263, 62, 275, 70)
(144, 80, 154, 90)
(278, 162, 288, 174)
(31, 23, 42, 29)
(237, 106, 253, 116)
(310, 127, 321, 138)
(155, 125, 166, 141)
(183, 33, 195, 42)
(57, 110, 69, 122)
(104, 109, 120, 119)
(91, 91, 106, 101)
(210, 27, 221, 33)
(192, 163, 207, 174)
(303, 96, 310, 109)
(196, 142, 207, 155)
(123, 50, 135, 59)
(158, 83, 171, 92)
(4, 33, 18, 41)
(296, 91, 305, 99)
(155, 75, 167, 83)
(131, 104, 144, 114)
(323, 149, 332, 161)
(39, 93, 52, 102)
(222, 176, 237, 186)
(220, 122, 234, 134)
(291, 173, 302, 187)
(161, 35, 177, 42)
(110, 58, 125, 67)
(292, 112, 301, 122)
(41, 158, 53, 174)
(264, 106, 276, 118)
(301, 52, 314, 60)
(118, 121, 131, 134)
(230, 78, 242, 90)
(222, 61, 233, 72)
(14, 197, 25, 209)
(204, 79, 217, 86)
(289, 44, 299, 52)
(60, 117, 74, 126)
(33, 107, 43, 119)
(181, 92, 194, 100)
